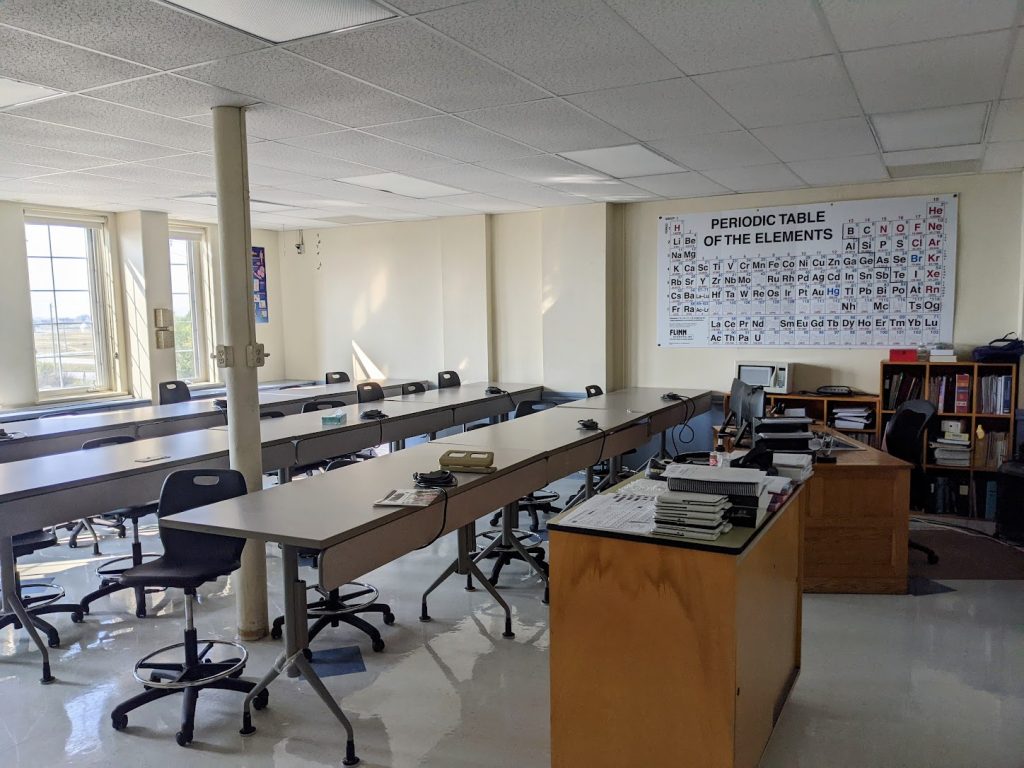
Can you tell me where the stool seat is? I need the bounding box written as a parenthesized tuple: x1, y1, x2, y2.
(13, 529, 59, 558)
(119, 556, 240, 590)
(100, 501, 158, 522)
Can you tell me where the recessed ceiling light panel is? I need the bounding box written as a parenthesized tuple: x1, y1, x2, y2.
(167, 0, 395, 43)
(559, 144, 682, 178)
(0, 77, 61, 108)
(872, 104, 988, 152)
(344, 173, 465, 198)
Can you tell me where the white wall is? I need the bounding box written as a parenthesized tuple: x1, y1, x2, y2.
(0, 201, 37, 408)
(623, 173, 1024, 393)
(491, 211, 544, 383)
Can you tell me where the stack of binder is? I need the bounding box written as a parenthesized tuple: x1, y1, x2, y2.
(772, 452, 814, 483)
(663, 465, 770, 530)
(653, 491, 732, 541)
(753, 416, 814, 451)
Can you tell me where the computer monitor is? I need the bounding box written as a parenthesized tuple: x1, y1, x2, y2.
(735, 382, 766, 446)
(723, 378, 747, 429)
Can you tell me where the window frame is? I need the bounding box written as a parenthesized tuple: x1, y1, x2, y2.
(24, 213, 119, 401)
(168, 226, 213, 385)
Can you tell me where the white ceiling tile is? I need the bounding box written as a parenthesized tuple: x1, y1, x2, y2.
(702, 164, 805, 192)
(35, 171, 195, 199)
(375, 196, 479, 216)
(820, 0, 1018, 51)
(882, 144, 984, 165)
(844, 31, 1011, 113)
(0, 25, 153, 92)
(0, 77, 62, 109)
(605, 0, 832, 75)
(753, 117, 878, 162)
(183, 48, 437, 127)
(1001, 36, 1024, 99)
(420, 0, 678, 95)
(139, 153, 215, 177)
(245, 142, 380, 178)
(84, 163, 213, 192)
(694, 56, 861, 128)
(566, 78, 738, 140)
(274, 177, 419, 205)
(0, 0, 267, 69)
(982, 141, 1024, 171)
(651, 131, 776, 171)
(288, 20, 547, 112)
(365, 116, 535, 162)
(345, 173, 465, 197)
(787, 155, 888, 186)
(990, 99, 1024, 141)
(435, 193, 536, 212)
(490, 183, 591, 207)
(279, 131, 452, 171)
(274, 206, 366, 219)
(408, 163, 537, 193)
(0, 114, 182, 161)
(872, 104, 988, 152)
(459, 99, 632, 153)
(560, 144, 682, 177)
(247, 164, 322, 188)
(622, 172, 730, 198)
(187, 104, 344, 140)
(388, 0, 465, 12)
(0, 160, 59, 179)
(544, 179, 656, 200)
(86, 74, 255, 118)
(12, 96, 214, 152)
(478, 154, 609, 185)
(135, 198, 221, 220)
(0, 142, 112, 171)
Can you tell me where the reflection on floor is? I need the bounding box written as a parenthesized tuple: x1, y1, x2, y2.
(2, 502, 1023, 767)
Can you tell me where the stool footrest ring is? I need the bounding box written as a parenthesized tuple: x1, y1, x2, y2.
(132, 640, 248, 689)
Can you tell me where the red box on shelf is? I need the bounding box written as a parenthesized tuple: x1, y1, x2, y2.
(889, 349, 919, 362)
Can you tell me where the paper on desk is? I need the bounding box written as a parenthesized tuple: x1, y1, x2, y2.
(557, 491, 655, 534)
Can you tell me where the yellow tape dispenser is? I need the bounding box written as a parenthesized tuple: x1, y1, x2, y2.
(439, 449, 496, 474)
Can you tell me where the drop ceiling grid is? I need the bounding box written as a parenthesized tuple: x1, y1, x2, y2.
(0, 0, 1020, 226)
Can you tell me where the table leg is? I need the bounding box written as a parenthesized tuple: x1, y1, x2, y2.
(659, 430, 670, 459)
(0, 535, 53, 683)
(241, 544, 359, 765)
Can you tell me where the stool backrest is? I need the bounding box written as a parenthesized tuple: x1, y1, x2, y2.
(156, 469, 247, 569)
(159, 380, 191, 405)
(403, 381, 426, 395)
(261, 411, 285, 419)
(325, 371, 350, 384)
(514, 400, 553, 419)
(82, 434, 135, 450)
(585, 384, 603, 398)
(438, 370, 460, 389)
(357, 382, 384, 403)
(302, 400, 347, 412)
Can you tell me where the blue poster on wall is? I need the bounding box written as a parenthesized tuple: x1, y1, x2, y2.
(252, 246, 268, 324)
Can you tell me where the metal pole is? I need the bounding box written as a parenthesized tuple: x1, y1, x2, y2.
(212, 106, 268, 640)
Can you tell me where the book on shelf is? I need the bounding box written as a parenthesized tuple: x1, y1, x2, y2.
(885, 371, 923, 409)
(954, 373, 971, 414)
(978, 374, 1014, 414)
(977, 431, 1010, 469)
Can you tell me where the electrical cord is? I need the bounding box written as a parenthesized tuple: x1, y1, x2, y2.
(414, 486, 451, 551)
(910, 515, 1024, 551)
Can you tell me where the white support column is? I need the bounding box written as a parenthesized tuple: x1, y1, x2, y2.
(212, 106, 268, 640)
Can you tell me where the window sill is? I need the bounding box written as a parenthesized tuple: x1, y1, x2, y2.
(2, 392, 143, 422)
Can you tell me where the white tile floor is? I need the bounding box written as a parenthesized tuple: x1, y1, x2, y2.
(2, 516, 1022, 767)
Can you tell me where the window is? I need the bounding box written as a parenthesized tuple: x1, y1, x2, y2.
(169, 229, 210, 383)
(26, 219, 114, 397)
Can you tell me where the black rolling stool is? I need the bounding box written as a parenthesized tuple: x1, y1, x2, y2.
(110, 469, 268, 747)
(356, 382, 385, 403)
(403, 381, 426, 395)
(78, 435, 162, 619)
(326, 371, 351, 384)
(270, 458, 395, 654)
(0, 530, 84, 657)
(158, 380, 192, 405)
(437, 370, 461, 389)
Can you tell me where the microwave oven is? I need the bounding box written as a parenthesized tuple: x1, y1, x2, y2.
(735, 361, 796, 395)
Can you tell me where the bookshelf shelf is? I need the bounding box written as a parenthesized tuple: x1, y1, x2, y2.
(880, 360, 1017, 520)
(722, 391, 882, 446)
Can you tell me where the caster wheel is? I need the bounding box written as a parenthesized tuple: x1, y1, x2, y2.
(68, 541, 78, 549)
(47, 637, 60, 649)
(372, 638, 385, 653)
(302, 648, 312, 662)
(175, 730, 192, 747)
(117, 526, 127, 538)
(383, 612, 396, 625)
(253, 689, 270, 710)
(135, 609, 146, 619)
(71, 611, 84, 623)
(270, 625, 282, 640)
(112, 713, 128, 731)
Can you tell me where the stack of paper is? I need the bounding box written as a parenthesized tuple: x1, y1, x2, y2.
(930, 440, 971, 467)
(663, 464, 769, 529)
(653, 490, 732, 541)
(773, 452, 814, 483)
(832, 406, 873, 431)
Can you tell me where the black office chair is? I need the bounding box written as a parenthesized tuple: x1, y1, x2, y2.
(0, 530, 84, 654)
(78, 436, 162, 619)
(357, 382, 384, 403)
(403, 381, 426, 395)
(270, 458, 395, 654)
(585, 384, 603, 397)
(302, 400, 347, 413)
(110, 469, 267, 747)
(158, 380, 191, 405)
(438, 370, 460, 389)
(326, 371, 350, 384)
(261, 411, 285, 419)
(885, 399, 940, 565)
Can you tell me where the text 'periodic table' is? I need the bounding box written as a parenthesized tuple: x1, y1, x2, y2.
(656, 194, 957, 348)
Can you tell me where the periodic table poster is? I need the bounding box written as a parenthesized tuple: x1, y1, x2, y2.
(252, 246, 268, 324)
(657, 194, 957, 348)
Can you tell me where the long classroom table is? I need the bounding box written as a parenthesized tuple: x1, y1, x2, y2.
(159, 387, 711, 764)
(0, 378, 423, 462)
